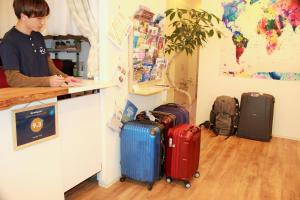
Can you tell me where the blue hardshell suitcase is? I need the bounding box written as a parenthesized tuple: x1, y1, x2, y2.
(120, 121, 162, 190)
(154, 103, 189, 124)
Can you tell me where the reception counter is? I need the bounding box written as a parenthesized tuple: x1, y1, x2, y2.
(0, 80, 114, 200)
(0, 80, 114, 110)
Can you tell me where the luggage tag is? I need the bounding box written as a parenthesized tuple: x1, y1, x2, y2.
(168, 138, 175, 148)
(145, 110, 156, 122)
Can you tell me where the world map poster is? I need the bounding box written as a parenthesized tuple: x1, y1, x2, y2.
(218, 0, 300, 80)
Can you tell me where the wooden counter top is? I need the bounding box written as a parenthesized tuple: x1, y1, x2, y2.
(0, 80, 115, 111)
(0, 87, 68, 110)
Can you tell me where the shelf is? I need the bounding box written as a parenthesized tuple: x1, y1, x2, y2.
(130, 85, 169, 96)
(47, 48, 80, 53)
(44, 34, 89, 43)
(47, 48, 81, 65)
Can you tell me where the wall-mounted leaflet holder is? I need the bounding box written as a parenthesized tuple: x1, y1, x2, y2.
(128, 6, 169, 96)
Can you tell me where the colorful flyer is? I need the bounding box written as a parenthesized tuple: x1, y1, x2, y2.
(121, 100, 138, 123)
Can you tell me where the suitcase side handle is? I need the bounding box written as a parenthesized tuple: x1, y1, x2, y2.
(187, 125, 200, 134)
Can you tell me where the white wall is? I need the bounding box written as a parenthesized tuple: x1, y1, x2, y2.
(0, 0, 78, 37)
(196, 1, 300, 141)
(97, 0, 167, 187)
(0, 0, 15, 38)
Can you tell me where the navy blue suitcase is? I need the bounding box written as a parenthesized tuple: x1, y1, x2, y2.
(154, 103, 189, 124)
(120, 120, 163, 190)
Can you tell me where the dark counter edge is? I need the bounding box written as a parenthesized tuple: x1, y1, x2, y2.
(0, 87, 68, 111)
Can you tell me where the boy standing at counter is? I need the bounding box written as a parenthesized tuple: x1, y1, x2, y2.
(0, 0, 82, 87)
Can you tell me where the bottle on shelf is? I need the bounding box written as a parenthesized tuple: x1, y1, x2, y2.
(73, 64, 79, 77)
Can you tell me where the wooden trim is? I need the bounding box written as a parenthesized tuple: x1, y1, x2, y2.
(0, 87, 68, 110)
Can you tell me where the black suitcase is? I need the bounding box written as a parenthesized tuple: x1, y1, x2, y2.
(237, 92, 275, 141)
(154, 103, 189, 124)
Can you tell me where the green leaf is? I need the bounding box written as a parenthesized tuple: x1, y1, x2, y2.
(208, 29, 214, 37)
(217, 31, 222, 38)
(178, 12, 182, 18)
(208, 14, 212, 22)
(200, 31, 206, 38)
(185, 48, 189, 55)
(178, 8, 186, 13)
(170, 12, 176, 21)
(165, 9, 174, 16)
(164, 8, 223, 55)
(181, 9, 188, 14)
(171, 21, 179, 27)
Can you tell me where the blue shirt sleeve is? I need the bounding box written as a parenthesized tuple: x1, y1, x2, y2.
(0, 41, 20, 71)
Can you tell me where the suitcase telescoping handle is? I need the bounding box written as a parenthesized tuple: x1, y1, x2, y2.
(165, 103, 179, 107)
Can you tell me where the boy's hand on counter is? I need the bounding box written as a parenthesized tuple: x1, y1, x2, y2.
(64, 76, 83, 87)
(49, 75, 66, 87)
(62, 81, 82, 87)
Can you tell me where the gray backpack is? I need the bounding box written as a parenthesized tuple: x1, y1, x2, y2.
(209, 96, 239, 136)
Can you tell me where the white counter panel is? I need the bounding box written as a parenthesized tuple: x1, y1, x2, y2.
(0, 99, 64, 200)
(58, 93, 102, 191)
(68, 80, 114, 94)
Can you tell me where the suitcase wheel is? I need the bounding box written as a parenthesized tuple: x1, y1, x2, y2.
(166, 177, 172, 183)
(184, 181, 191, 189)
(120, 176, 126, 182)
(194, 171, 200, 178)
(147, 183, 153, 191)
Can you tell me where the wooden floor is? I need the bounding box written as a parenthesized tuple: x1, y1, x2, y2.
(65, 129, 300, 200)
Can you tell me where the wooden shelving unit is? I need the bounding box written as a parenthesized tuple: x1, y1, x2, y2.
(44, 35, 88, 67)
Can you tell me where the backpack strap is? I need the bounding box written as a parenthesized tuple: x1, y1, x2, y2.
(199, 120, 210, 129)
(233, 97, 239, 111)
(233, 97, 240, 135)
(209, 108, 219, 136)
(225, 97, 240, 140)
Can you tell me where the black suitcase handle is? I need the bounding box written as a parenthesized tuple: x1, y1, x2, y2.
(164, 103, 179, 107)
(187, 125, 200, 134)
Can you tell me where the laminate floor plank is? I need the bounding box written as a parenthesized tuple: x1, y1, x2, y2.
(65, 129, 300, 200)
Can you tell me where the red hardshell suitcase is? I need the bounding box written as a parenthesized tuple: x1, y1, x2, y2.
(165, 124, 201, 188)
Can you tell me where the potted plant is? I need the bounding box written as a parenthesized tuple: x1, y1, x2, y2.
(164, 8, 223, 106)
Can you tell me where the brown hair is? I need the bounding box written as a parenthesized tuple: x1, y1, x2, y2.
(13, 0, 50, 19)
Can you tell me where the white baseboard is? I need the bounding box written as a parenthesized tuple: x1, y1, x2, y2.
(273, 134, 300, 141)
(97, 173, 120, 188)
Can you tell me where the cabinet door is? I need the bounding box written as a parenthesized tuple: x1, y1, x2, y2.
(58, 93, 102, 191)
